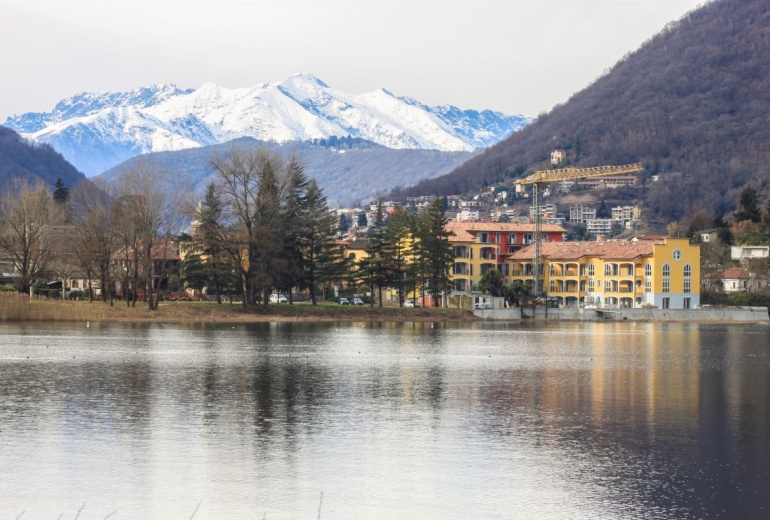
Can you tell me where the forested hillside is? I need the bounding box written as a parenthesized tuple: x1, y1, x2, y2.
(396, 0, 770, 222)
(0, 126, 87, 189)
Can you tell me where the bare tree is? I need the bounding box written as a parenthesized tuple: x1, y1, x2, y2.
(70, 179, 116, 303)
(0, 180, 55, 294)
(213, 146, 285, 306)
(114, 163, 185, 310)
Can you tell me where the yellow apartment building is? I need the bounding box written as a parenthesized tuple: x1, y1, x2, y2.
(447, 221, 567, 293)
(508, 237, 700, 309)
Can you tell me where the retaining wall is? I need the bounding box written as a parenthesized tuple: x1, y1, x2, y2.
(474, 306, 768, 322)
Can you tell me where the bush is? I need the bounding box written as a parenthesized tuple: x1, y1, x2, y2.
(69, 290, 85, 300)
(728, 291, 770, 307)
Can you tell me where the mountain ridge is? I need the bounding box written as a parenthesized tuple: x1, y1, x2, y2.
(4, 74, 528, 176)
(98, 137, 473, 207)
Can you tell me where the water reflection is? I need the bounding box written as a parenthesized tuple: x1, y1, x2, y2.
(0, 321, 768, 518)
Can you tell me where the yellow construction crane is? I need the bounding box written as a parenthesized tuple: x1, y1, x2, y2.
(515, 163, 644, 297)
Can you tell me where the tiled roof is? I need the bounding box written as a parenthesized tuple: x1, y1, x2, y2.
(446, 221, 566, 242)
(721, 268, 750, 279)
(343, 238, 370, 250)
(509, 239, 660, 261)
(447, 221, 566, 233)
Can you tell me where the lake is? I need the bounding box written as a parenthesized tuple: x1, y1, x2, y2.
(1, 321, 768, 519)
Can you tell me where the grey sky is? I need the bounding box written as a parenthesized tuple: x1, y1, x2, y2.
(1, 0, 703, 122)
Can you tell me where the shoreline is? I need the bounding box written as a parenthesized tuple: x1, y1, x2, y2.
(0, 295, 479, 324)
(1, 295, 766, 325)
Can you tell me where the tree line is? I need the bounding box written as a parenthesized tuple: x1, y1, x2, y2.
(0, 146, 455, 310)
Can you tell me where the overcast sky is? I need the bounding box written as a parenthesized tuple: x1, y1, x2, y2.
(1, 0, 704, 122)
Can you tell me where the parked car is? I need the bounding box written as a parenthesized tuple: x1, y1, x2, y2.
(404, 299, 420, 308)
(269, 293, 288, 303)
(352, 297, 365, 305)
(338, 297, 350, 305)
(475, 302, 492, 309)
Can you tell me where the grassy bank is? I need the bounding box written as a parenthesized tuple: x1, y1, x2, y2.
(0, 293, 477, 323)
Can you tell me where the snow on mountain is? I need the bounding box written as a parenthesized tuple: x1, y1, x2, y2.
(3, 74, 530, 176)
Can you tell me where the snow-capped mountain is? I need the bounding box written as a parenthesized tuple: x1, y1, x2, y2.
(3, 74, 529, 176)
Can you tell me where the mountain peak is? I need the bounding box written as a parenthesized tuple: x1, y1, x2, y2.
(3, 74, 529, 176)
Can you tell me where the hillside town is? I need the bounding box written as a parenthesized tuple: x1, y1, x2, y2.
(2, 146, 768, 315)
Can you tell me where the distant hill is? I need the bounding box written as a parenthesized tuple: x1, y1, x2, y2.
(0, 126, 87, 190)
(4, 73, 526, 177)
(396, 0, 770, 224)
(98, 137, 473, 207)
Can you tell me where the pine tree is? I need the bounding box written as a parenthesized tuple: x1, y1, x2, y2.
(384, 206, 410, 306)
(734, 185, 761, 223)
(193, 182, 230, 304)
(301, 180, 344, 304)
(53, 178, 69, 204)
(417, 198, 454, 307)
(278, 156, 310, 301)
(358, 203, 390, 307)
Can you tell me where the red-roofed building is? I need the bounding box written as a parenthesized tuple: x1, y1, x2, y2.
(446, 221, 567, 293)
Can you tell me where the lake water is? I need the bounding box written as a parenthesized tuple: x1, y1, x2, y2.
(1, 320, 768, 519)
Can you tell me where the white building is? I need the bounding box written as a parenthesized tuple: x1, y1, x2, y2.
(569, 205, 596, 224)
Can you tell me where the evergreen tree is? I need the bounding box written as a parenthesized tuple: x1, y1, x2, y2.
(339, 213, 350, 234)
(384, 206, 410, 306)
(358, 203, 389, 307)
(301, 180, 345, 304)
(278, 156, 310, 301)
(193, 182, 231, 303)
(357, 212, 368, 228)
(734, 185, 761, 223)
(417, 198, 454, 307)
(53, 178, 69, 204)
(252, 155, 285, 307)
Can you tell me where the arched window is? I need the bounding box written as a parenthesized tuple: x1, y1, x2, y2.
(587, 264, 595, 292)
(683, 264, 692, 293)
(662, 263, 671, 293)
(604, 264, 612, 276)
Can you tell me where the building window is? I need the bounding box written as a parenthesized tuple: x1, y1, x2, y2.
(604, 264, 612, 277)
(480, 232, 489, 243)
(580, 263, 586, 276)
(604, 280, 611, 292)
(663, 263, 671, 293)
(588, 264, 595, 292)
(662, 297, 670, 309)
(549, 264, 555, 277)
(549, 281, 556, 292)
(683, 297, 691, 309)
(645, 263, 652, 293)
(684, 264, 692, 294)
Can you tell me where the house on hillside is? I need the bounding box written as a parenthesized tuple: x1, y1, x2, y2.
(731, 245, 769, 261)
(720, 267, 768, 293)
